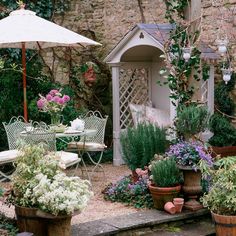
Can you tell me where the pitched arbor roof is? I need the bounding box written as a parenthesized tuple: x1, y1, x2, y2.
(104, 23, 219, 63)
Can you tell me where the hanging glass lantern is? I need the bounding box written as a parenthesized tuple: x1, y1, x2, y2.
(182, 47, 192, 62)
(216, 38, 228, 54)
(221, 68, 232, 84)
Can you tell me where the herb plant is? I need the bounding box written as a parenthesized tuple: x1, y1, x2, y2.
(175, 104, 210, 140)
(120, 123, 167, 171)
(150, 156, 181, 187)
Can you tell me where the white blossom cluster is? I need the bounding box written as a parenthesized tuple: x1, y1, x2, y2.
(9, 144, 93, 216)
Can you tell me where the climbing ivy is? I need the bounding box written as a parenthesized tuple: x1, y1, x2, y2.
(162, 0, 207, 106)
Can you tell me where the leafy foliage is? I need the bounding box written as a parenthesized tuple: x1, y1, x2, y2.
(120, 123, 168, 171)
(215, 73, 235, 116)
(208, 114, 236, 147)
(161, 1, 204, 106)
(150, 156, 181, 187)
(175, 104, 210, 139)
(201, 156, 236, 215)
(0, 213, 18, 236)
(103, 175, 153, 209)
(208, 71, 236, 147)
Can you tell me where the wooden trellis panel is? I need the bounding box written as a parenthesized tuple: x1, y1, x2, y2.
(119, 67, 150, 129)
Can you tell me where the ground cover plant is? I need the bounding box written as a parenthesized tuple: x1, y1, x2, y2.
(103, 172, 153, 209)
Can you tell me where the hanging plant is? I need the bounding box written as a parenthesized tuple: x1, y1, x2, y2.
(80, 62, 100, 87)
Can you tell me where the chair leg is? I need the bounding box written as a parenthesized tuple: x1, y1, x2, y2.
(79, 151, 91, 182)
(86, 151, 105, 179)
(0, 170, 12, 182)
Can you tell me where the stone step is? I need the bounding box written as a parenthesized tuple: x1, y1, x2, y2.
(71, 209, 215, 236)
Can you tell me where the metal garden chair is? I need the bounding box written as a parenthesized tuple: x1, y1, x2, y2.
(0, 116, 31, 182)
(24, 122, 81, 171)
(75, 111, 108, 179)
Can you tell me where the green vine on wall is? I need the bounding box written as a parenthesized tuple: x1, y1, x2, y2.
(162, 0, 208, 106)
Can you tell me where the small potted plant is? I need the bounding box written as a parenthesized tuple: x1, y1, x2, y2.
(200, 156, 236, 236)
(5, 143, 93, 236)
(175, 104, 210, 141)
(167, 140, 213, 210)
(148, 155, 182, 210)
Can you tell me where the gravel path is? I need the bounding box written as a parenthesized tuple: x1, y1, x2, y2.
(0, 163, 144, 225)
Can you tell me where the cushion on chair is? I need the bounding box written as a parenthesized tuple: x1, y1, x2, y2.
(56, 151, 81, 169)
(129, 103, 171, 128)
(145, 107, 171, 128)
(129, 103, 146, 127)
(0, 149, 21, 164)
(76, 142, 107, 151)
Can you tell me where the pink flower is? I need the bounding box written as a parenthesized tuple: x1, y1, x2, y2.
(58, 98, 64, 105)
(49, 89, 59, 96)
(52, 96, 60, 103)
(46, 94, 53, 101)
(37, 99, 45, 109)
(62, 95, 70, 103)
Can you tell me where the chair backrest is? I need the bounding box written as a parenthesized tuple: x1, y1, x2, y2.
(3, 116, 32, 150)
(80, 111, 108, 144)
(24, 122, 56, 152)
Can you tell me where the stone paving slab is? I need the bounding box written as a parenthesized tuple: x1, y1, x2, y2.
(72, 209, 210, 236)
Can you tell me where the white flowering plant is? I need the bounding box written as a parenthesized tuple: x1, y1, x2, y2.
(6, 144, 93, 216)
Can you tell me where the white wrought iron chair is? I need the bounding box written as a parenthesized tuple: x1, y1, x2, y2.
(75, 111, 108, 179)
(0, 116, 31, 181)
(24, 122, 81, 171)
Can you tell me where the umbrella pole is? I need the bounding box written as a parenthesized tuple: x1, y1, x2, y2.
(22, 42, 28, 122)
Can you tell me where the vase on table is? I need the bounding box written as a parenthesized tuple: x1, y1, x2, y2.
(50, 113, 62, 126)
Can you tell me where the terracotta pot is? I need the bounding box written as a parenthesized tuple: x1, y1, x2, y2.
(164, 202, 176, 215)
(178, 165, 203, 211)
(211, 146, 236, 158)
(131, 170, 139, 183)
(148, 184, 181, 210)
(173, 198, 184, 213)
(15, 205, 72, 236)
(211, 211, 236, 236)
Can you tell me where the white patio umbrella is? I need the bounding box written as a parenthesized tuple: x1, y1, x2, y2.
(0, 5, 101, 121)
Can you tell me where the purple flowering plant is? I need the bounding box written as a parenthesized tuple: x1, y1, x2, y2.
(166, 140, 213, 169)
(37, 89, 70, 115)
(103, 174, 153, 208)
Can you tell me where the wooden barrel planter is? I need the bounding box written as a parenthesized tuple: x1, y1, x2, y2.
(211, 146, 236, 158)
(15, 206, 72, 236)
(211, 212, 236, 236)
(15, 206, 47, 236)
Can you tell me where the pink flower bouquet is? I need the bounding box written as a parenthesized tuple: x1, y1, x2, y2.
(37, 89, 70, 115)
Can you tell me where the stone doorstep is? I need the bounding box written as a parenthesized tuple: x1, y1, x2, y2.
(71, 209, 211, 236)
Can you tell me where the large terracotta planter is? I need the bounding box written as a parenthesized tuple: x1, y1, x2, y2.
(211, 146, 236, 158)
(178, 165, 203, 211)
(148, 184, 181, 210)
(15, 205, 72, 236)
(211, 211, 236, 236)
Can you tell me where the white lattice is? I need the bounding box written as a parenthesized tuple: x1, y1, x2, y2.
(201, 79, 208, 106)
(119, 67, 150, 129)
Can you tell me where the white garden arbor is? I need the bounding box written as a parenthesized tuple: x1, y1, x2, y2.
(104, 24, 219, 166)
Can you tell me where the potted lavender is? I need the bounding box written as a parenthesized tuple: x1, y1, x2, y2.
(167, 140, 213, 211)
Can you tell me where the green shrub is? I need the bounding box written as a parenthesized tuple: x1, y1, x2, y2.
(120, 123, 168, 171)
(175, 104, 210, 139)
(151, 156, 181, 187)
(201, 156, 236, 215)
(208, 114, 236, 147)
